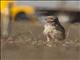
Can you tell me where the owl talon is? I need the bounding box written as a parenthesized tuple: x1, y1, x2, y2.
(46, 44, 52, 47)
(47, 39, 50, 42)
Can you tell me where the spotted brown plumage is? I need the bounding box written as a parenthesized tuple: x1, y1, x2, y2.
(43, 16, 65, 43)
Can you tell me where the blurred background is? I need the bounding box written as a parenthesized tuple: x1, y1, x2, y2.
(1, 1, 80, 60)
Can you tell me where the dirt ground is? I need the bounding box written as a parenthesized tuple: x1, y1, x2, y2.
(1, 21, 80, 60)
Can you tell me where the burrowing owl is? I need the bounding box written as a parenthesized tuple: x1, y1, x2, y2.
(43, 16, 65, 42)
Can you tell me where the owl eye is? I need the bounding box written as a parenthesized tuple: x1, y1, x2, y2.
(50, 18, 53, 20)
(54, 17, 58, 20)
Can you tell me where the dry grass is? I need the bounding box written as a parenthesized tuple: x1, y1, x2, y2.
(1, 19, 80, 60)
(1, 21, 80, 48)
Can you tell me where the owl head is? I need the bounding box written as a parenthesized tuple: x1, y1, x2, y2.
(45, 16, 58, 23)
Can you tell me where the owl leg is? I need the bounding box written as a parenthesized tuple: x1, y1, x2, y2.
(46, 33, 52, 42)
(46, 35, 52, 47)
(47, 36, 50, 42)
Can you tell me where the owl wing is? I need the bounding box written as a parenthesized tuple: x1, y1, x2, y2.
(48, 30, 65, 40)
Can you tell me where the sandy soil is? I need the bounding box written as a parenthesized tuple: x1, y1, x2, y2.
(1, 21, 80, 60)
